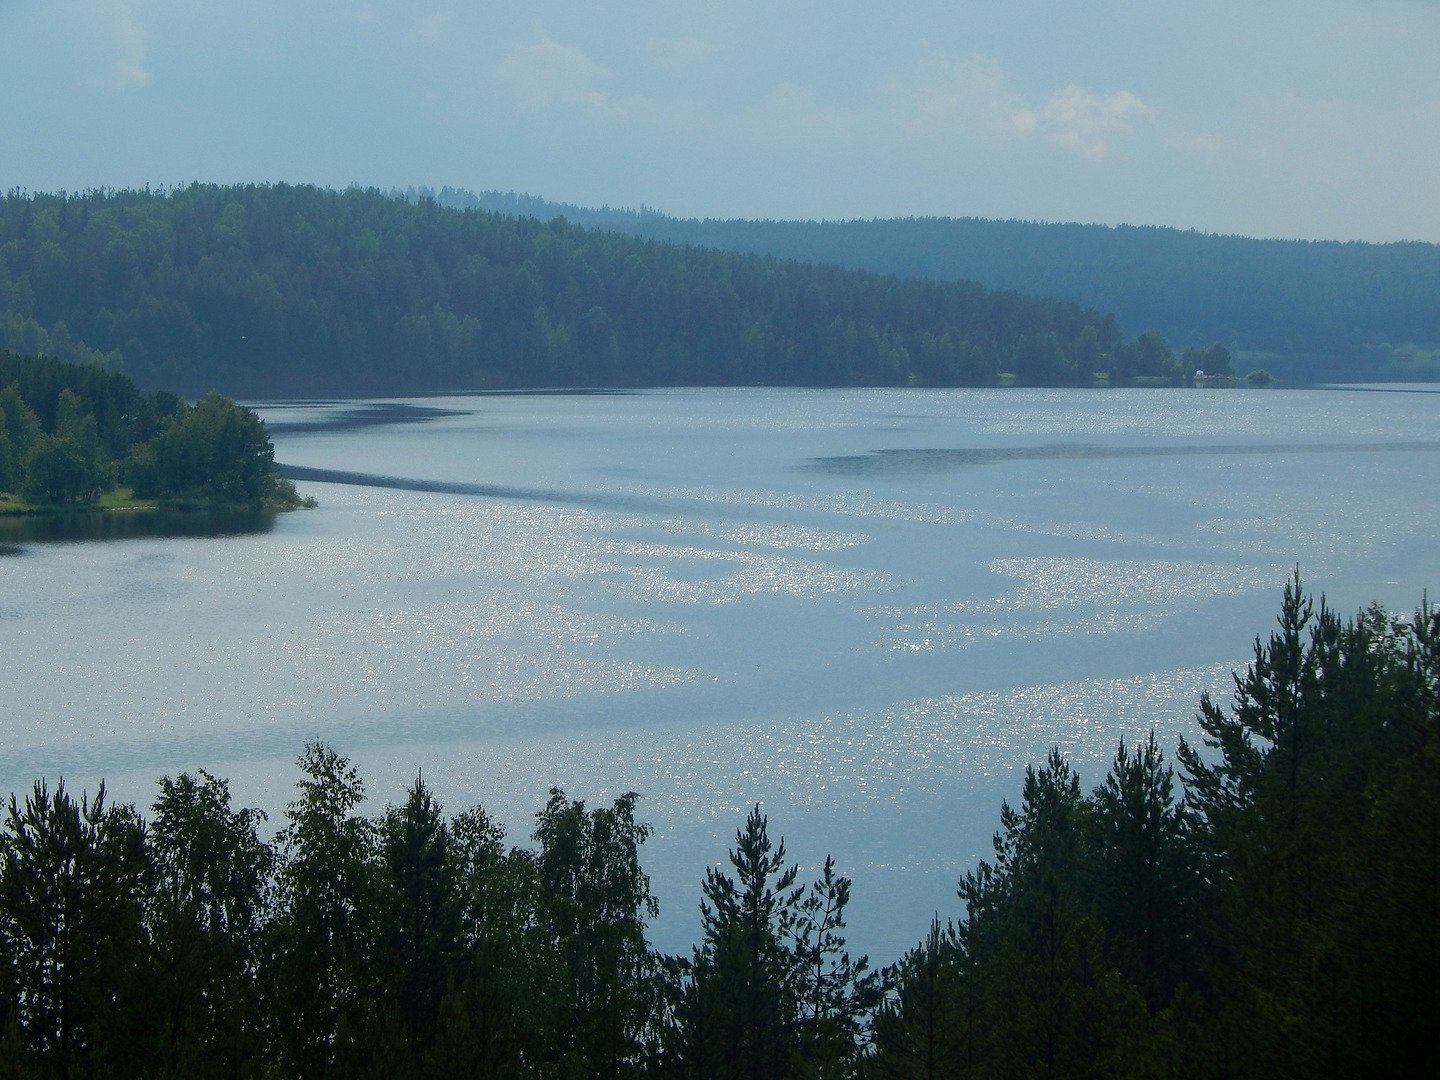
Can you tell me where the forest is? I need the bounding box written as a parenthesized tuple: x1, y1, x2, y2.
(0, 351, 303, 510)
(429, 187, 1440, 382)
(2, 578, 1435, 1079)
(0, 185, 1200, 398)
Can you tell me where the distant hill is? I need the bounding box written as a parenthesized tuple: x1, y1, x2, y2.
(0, 184, 1181, 398)
(409, 187, 1440, 382)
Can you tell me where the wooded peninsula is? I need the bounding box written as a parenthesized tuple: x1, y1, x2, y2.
(2, 580, 1436, 1079)
(0, 351, 305, 513)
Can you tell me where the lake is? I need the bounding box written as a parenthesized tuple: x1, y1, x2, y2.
(3, 385, 1437, 963)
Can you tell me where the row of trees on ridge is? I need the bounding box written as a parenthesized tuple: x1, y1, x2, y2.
(429, 186, 1440, 371)
(0, 185, 1216, 397)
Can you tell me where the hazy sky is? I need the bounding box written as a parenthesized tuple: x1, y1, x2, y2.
(4, 1, 1438, 241)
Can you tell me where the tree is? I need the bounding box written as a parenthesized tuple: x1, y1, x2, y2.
(130, 392, 275, 503)
(790, 856, 882, 1077)
(533, 788, 661, 1079)
(374, 774, 462, 1068)
(670, 806, 803, 1080)
(1087, 733, 1193, 1009)
(21, 434, 104, 505)
(1177, 577, 1440, 1076)
(0, 781, 150, 1080)
(268, 742, 378, 1080)
(866, 919, 964, 1080)
(1202, 342, 1233, 376)
(0, 423, 15, 494)
(147, 770, 274, 1079)
(428, 804, 549, 1076)
(0, 384, 41, 467)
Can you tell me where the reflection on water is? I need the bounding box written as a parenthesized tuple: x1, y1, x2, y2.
(262, 401, 473, 436)
(4, 386, 1438, 963)
(0, 507, 277, 546)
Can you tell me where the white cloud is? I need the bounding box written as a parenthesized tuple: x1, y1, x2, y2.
(886, 54, 1030, 141)
(1036, 85, 1151, 160)
(105, 1, 152, 89)
(884, 52, 1151, 160)
(494, 33, 624, 118)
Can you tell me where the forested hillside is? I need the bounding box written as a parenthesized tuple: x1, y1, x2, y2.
(427, 187, 1440, 381)
(0, 185, 1176, 398)
(2, 580, 1436, 1078)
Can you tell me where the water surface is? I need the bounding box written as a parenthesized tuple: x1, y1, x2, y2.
(3, 386, 1436, 961)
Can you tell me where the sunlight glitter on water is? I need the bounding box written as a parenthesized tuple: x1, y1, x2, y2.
(5, 386, 1438, 962)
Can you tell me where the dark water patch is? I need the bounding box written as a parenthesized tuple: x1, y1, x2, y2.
(1315, 384, 1440, 395)
(278, 463, 688, 515)
(0, 544, 22, 557)
(0, 507, 277, 546)
(262, 401, 473, 435)
(806, 440, 1440, 478)
(465, 387, 638, 397)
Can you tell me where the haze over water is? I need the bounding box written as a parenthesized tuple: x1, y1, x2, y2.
(3, 386, 1437, 962)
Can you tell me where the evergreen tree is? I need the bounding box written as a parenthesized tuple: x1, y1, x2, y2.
(1177, 576, 1440, 1076)
(268, 743, 379, 1080)
(1087, 733, 1193, 1009)
(0, 781, 150, 1080)
(671, 806, 803, 1080)
(866, 919, 964, 1080)
(789, 856, 882, 1077)
(374, 774, 462, 1071)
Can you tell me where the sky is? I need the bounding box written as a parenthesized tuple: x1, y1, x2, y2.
(3, 0, 1438, 242)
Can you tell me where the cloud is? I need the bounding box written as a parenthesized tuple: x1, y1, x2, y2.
(884, 52, 1151, 160)
(494, 33, 624, 118)
(886, 54, 1032, 141)
(104, 1, 152, 89)
(1036, 86, 1151, 160)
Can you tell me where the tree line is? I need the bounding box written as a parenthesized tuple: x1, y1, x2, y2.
(0, 185, 1205, 398)
(425, 187, 1440, 379)
(2, 579, 1435, 1078)
(0, 351, 301, 508)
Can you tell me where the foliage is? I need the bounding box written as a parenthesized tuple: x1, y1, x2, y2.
(0, 185, 1172, 397)
(0, 781, 149, 1079)
(426, 187, 1440, 374)
(148, 770, 273, 1078)
(0, 350, 299, 510)
(663, 806, 880, 1079)
(0, 582, 1436, 1077)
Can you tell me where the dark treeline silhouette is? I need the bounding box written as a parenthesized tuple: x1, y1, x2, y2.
(0, 184, 1193, 398)
(417, 187, 1440, 379)
(0, 351, 300, 508)
(2, 578, 1436, 1078)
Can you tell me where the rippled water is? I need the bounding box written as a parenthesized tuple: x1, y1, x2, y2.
(3, 386, 1437, 962)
